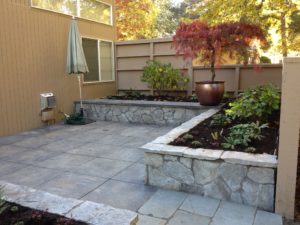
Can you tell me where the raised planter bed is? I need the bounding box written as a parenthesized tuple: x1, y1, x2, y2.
(142, 109, 277, 212)
(75, 99, 216, 126)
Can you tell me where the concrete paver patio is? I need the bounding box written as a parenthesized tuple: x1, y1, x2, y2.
(0, 121, 282, 225)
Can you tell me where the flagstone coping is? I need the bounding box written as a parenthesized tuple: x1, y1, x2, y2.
(0, 181, 138, 225)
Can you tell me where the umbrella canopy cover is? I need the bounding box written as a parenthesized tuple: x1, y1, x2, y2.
(66, 19, 89, 74)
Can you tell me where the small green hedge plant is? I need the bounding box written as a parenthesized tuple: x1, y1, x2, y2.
(225, 84, 280, 120)
(142, 60, 189, 95)
(222, 122, 268, 150)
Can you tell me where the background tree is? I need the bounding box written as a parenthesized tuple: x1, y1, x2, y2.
(289, 11, 300, 52)
(154, 0, 178, 38)
(116, 0, 158, 40)
(186, 0, 300, 56)
(173, 20, 266, 81)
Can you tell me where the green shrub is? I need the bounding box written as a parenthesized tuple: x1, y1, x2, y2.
(142, 60, 189, 95)
(225, 84, 280, 119)
(260, 56, 272, 64)
(222, 122, 268, 150)
(210, 114, 232, 127)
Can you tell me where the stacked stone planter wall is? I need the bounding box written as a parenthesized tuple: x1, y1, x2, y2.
(75, 100, 214, 126)
(142, 109, 277, 212)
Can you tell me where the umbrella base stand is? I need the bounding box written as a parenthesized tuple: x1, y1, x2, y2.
(79, 108, 84, 117)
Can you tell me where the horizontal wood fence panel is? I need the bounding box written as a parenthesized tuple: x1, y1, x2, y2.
(239, 66, 282, 90)
(118, 71, 148, 90)
(154, 42, 176, 56)
(117, 44, 150, 57)
(117, 57, 150, 71)
(153, 56, 188, 69)
(115, 38, 283, 94)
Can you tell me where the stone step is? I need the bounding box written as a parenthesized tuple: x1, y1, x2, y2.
(0, 180, 138, 225)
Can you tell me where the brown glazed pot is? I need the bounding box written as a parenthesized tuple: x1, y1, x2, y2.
(195, 81, 225, 106)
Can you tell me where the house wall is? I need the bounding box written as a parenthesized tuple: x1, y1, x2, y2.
(0, 0, 117, 136)
(115, 38, 282, 95)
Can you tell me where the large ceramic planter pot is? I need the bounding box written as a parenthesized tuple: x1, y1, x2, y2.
(195, 81, 225, 106)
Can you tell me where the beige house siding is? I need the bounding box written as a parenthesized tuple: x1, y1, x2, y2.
(0, 0, 117, 136)
(115, 38, 282, 94)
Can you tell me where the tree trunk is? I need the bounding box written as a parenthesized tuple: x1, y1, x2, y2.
(211, 49, 216, 82)
(280, 13, 288, 57)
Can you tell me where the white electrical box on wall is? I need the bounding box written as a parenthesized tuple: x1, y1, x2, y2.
(40, 93, 56, 110)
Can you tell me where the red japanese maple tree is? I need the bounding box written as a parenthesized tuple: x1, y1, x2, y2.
(173, 20, 266, 81)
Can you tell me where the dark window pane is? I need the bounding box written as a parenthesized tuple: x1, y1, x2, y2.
(82, 38, 99, 82)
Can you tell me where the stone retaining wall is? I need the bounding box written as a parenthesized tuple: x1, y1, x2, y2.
(142, 109, 277, 212)
(75, 100, 214, 126)
(144, 152, 275, 212)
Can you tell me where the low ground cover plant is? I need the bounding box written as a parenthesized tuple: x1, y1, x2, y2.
(172, 84, 280, 154)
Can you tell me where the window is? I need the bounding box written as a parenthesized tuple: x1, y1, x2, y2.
(82, 38, 114, 83)
(31, 0, 112, 25)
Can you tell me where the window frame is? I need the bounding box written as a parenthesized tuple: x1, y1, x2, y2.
(30, 0, 113, 26)
(81, 36, 115, 84)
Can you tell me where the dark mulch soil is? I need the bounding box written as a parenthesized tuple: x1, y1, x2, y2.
(0, 202, 87, 225)
(295, 134, 300, 221)
(107, 94, 199, 102)
(171, 104, 280, 155)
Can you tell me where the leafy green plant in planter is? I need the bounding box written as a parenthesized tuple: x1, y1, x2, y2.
(222, 122, 268, 150)
(225, 84, 280, 120)
(210, 113, 232, 127)
(141, 60, 189, 96)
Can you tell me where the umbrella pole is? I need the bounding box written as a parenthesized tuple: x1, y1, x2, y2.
(77, 74, 84, 117)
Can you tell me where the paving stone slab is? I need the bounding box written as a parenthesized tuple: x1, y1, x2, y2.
(4, 149, 59, 164)
(180, 194, 220, 218)
(113, 163, 145, 184)
(137, 215, 167, 225)
(167, 210, 211, 225)
(83, 179, 157, 211)
(1, 166, 61, 187)
(75, 158, 132, 178)
(13, 136, 52, 149)
(210, 201, 256, 225)
(36, 153, 94, 170)
(253, 210, 283, 225)
(38, 172, 107, 199)
(0, 160, 26, 177)
(0, 145, 32, 159)
(138, 189, 187, 219)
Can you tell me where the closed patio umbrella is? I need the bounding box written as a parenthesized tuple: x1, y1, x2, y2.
(66, 17, 89, 116)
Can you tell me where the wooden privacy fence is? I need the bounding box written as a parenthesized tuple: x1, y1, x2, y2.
(115, 38, 282, 94)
